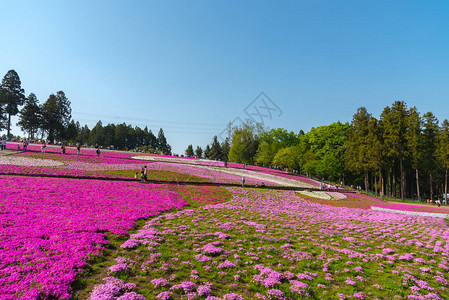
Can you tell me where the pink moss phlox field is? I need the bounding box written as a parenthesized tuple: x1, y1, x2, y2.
(101, 188, 449, 299)
(7, 142, 138, 159)
(0, 176, 187, 299)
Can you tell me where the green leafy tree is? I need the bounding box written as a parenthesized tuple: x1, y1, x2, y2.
(40, 91, 72, 142)
(0, 70, 26, 137)
(228, 121, 262, 164)
(305, 122, 349, 181)
(195, 146, 203, 158)
(185, 144, 194, 157)
(255, 128, 298, 166)
(272, 146, 300, 171)
(17, 93, 41, 139)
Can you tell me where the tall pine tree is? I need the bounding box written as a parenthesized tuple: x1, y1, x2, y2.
(18, 93, 41, 139)
(0, 70, 25, 137)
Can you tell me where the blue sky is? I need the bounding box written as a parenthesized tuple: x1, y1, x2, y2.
(1, 1, 449, 153)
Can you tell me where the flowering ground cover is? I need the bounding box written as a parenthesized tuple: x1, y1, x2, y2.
(6, 142, 138, 159)
(87, 188, 449, 299)
(0, 176, 187, 299)
(72, 185, 233, 299)
(304, 192, 385, 210)
(371, 202, 449, 215)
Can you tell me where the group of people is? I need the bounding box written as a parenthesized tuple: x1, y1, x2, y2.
(0, 138, 6, 150)
(136, 166, 148, 183)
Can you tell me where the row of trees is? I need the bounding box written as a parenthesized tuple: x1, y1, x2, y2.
(81, 121, 171, 153)
(0, 69, 172, 153)
(185, 136, 230, 161)
(198, 101, 449, 200)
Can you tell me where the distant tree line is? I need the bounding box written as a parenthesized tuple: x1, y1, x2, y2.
(0, 69, 171, 153)
(196, 101, 449, 201)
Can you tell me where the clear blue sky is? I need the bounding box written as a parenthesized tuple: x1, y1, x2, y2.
(1, 1, 449, 153)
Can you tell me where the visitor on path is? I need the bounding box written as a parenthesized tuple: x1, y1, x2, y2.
(23, 140, 27, 151)
(76, 143, 81, 155)
(143, 166, 148, 181)
(96, 148, 100, 157)
(242, 177, 245, 187)
(0, 138, 3, 150)
(437, 199, 441, 207)
(41, 142, 46, 153)
(61, 144, 66, 155)
(140, 169, 145, 183)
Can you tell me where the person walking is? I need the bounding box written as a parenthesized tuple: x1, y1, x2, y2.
(61, 144, 66, 155)
(140, 168, 145, 183)
(0, 138, 3, 150)
(76, 143, 81, 155)
(143, 165, 148, 181)
(96, 148, 100, 157)
(41, 142, 46, 153)
(242, 177, 245, 187)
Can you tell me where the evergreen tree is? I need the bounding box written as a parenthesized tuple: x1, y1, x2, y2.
(77, 125, 90, 144)
(157, 128, 171, 154)
(185, 144, 194, 157)
(18, 93, 41, 139)
(65, 120, 79, 142)
(40, 91, 72, 142)
(209, 136, 222, 160)
(345, 107, 374, 191)
(103, 123, 116, 147)
(114, 123, 128, 149)
(380, 101, 410, 200)
(88, 121, 104, 146)
(438, 119, 449, 204)
(195, 146, 203, 158)
(0, 70, 26, 137)
(421, 112, 439, 200)
(204, 145, 211, 159)
(406, 107, 423, 200)
(221, 137, 231, 161)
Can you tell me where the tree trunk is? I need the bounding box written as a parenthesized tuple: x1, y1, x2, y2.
(7, 114, 11, 138)
(364, 172, 368, 192)
(445, 168, 448, 205)
(400, 156, 404, 201)
(375, 171, 378, 196)
(381, 169, 384, 197)
(392, 174, 396, 198)
(416, 168, 420, 201)
(430, 173, 433, 201)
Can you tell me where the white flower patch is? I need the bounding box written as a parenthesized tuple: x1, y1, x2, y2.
(370, 206, 449, 219)
(0, 156, 64, 167)
(299, 191, 332, 200)
(330, 192, 348, 200)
